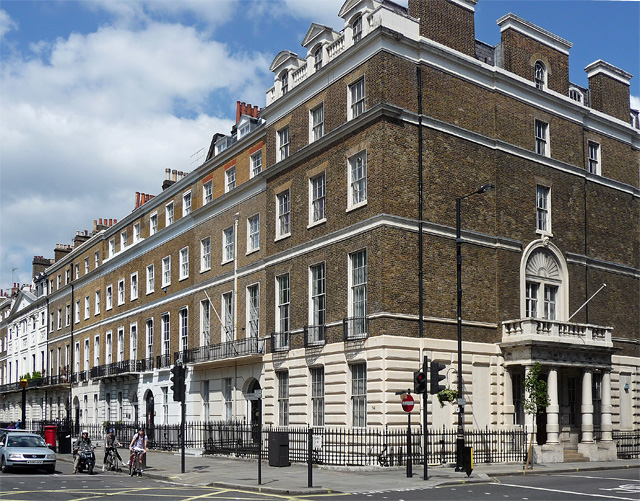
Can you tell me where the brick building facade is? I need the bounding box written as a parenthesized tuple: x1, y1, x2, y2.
(1, 0, 638, 463)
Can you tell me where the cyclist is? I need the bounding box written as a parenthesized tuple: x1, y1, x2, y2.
(103, 428, 122, 471)
(73, 430, 92, 474)
(129, 428, 147, 476)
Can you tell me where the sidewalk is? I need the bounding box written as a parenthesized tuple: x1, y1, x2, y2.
(58, 450, 640, 495)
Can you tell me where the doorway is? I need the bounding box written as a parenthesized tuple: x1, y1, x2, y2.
(247, 379, 261, 444)
(145, 390, 154, 440)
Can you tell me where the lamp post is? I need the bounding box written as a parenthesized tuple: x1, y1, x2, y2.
(455, 183, 494, 472)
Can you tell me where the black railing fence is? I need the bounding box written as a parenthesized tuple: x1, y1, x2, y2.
(614, 430, 640, 459)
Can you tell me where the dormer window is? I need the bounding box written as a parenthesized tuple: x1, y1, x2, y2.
(281, 71, 289, 95)
(534, 61, 546, 89)
(569, 87, 583, 104)
(352, 15, 362, 44)
(314, 45, 323, 72)
(238, 123, 250, 138)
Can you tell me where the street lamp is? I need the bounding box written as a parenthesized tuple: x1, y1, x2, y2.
(455, 183, 494, 472)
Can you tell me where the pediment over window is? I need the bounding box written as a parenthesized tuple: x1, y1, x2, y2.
(269, 50, 304, 73)
(525, 249, 559, 280)
(302, 23, 339, 49)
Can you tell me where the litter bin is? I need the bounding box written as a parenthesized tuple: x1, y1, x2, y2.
(44, 425, 57, 452)
(268, 431, 290, 467)
(57, 430, 72, 454)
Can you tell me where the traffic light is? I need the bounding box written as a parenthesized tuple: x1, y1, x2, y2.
(429, 361, 447, 395)
(413, 370, 426, 394)
(170, 365, 185, 402)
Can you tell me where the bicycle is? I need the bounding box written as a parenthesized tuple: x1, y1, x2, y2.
(129, 448, 144, 477)
(104, 446, 122, 472)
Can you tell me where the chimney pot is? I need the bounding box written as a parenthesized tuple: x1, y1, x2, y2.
(172, 169, 177, 181)
(165, 168, 171, 180)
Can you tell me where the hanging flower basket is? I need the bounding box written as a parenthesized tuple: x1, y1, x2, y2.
(437, 388, 458, 408)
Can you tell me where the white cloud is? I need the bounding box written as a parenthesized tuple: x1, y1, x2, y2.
(631, 95, 640, 111)
(0, 19, 270, 286)
(0, 9, 17, 39)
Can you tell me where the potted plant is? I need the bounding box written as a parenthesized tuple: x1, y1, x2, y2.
(437, 388, 458, 407)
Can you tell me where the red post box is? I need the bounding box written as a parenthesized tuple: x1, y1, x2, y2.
(44, 425, 57, 452)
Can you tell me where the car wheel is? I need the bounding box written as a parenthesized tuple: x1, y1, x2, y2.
(1, 456, 9, 473)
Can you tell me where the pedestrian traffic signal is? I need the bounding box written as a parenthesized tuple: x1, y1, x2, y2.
(170, 364, 185, 402)
(413, 370, 426, 394)
(429, 361, 447, 395)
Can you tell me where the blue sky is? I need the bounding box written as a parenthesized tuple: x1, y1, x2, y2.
(1, 0, 638, 290)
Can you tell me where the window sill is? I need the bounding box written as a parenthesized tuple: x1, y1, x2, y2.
(130, 296, 138, 302)
(307, 218, 326, 229)
(146, 290, 154, 296)
(535, 230, 553, 238)
(274, 233, 291, 242)
(179, 276, 188, 282)
(346, 201, 367, 213)
(200, 267, 211, 274)
(221, 259, 233, 266)
(246, 248, 260, 256)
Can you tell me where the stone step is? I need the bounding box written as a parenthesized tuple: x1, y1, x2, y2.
(563, 449, 590, 462)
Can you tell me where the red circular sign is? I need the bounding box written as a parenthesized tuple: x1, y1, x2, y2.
(401, 394, 414, 412)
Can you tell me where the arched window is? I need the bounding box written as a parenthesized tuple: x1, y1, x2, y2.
(352, 15, 362, 43)
(534, 61, 546, 89)
(520, 244, 570, 322)
(313, 45, 323, 72)
(569, 87, 583, 104)
(280, 71, 289, 95)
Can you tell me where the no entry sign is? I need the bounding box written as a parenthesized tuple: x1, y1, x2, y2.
(401, 394, 414, 412)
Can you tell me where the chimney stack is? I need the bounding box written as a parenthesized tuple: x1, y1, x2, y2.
(586, 60, 632, 122)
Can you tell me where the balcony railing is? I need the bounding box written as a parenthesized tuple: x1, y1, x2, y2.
(156, 353, 172, 369)
(502, 319, 612, 348)
(343, 317, 368, 341)
(304, 325, 326, 348)
(178, 337, 264, 365)
(270, 332, 290, 352)
(0, 382, 21, 393)
(90, 359, 143, 379)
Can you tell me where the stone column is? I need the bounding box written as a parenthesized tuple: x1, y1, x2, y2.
(524, 365, 534, 437)
(546, 367, 560, 444)
(504, 368, 514, 426)
(581, 369, 594, 443)
(600, 371, 612, 442)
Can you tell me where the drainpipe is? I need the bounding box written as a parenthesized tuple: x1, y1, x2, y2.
(69, 281, 74, 430)
(233, 213, 239, 419)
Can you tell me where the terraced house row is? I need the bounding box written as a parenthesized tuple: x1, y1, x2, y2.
(1, 0, 638, 464)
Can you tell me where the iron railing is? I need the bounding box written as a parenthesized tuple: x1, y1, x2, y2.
(156, 353, 172, 369)
(90, 360, 143, 379)
(614, 430, 640, 459)
(270, 332, 290, 352)
(343, 317, 368, 341)
(176, 337, 263, 365)
(304, 325, 326, 347)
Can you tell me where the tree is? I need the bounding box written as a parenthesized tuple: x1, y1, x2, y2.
(524, 362, 550, 469)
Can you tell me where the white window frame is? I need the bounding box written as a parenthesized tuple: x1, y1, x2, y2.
(182, 191, 192, 217)
(280, 71, 289, 95)
(534, 61, 547, 89)
(146, 264, 155, 294)
(84, 339, 90, 372)
(348, 250, 367, 338)
(309, 172, 326, 225)
(117, 327, 124, 362)
(161, 313, 170, 356)
(225, 166, 236, 193)
(348, 150, 367, 210)
(221, 292, 234, 342)
(277, 126, 290, 162)
(130, 323, 138, 361)
(95, 291, 101, 315)
(588, 141, 601, 175)
(84, 257, 89, 275)
(313, 45, 323, 72)
(106, 285, 113, 310)
(162, 256, 171, 287)
(145, 318, 154, 360)
(309, 263, 326, 345)
(352, 15, 362, 43)
(250, 151, 262, 178)
(223, 378, 233, 422)
(203, 180, 213, 205)
(84, 296, 90, 320)
(95, 251, 100, 268)
(94, 335, 100, 367)
(246, 284, 259, 338)
(109, 238, 116, 258)
(275, 273, 290, 338)
(276, 190, 291, 240)
(74, 300, 80, 324)
(65, 305, 70, 326)
(120, 230, 127, 251)
(311, 366, 325, 427)
(277, 371, 289, 426)
(200, 300, 210, 347)
(179, 247, 189, 280)
(150, 212, 158, 236)
(75, 263, 80, 280)
(130, 272, 138, 301)
(106, 331, 113, 364)
(351, 363, 367, 428)
(536, 185, 552, 235)
(166, 201, 174, 226)
(310, 103, 324, 143)
(535, 119, 549, 157)
(179, 308, 188, 352)
(222, 227, 234, 264)
(133, 222, 141, 243)
(200, 237, 211, 272)
(348, 78, 365, 120)
(247, 214, 260, 253)
(117, 278, 125, 306)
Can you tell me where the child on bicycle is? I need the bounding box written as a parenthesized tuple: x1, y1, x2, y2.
(129, 428, 147, 476)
